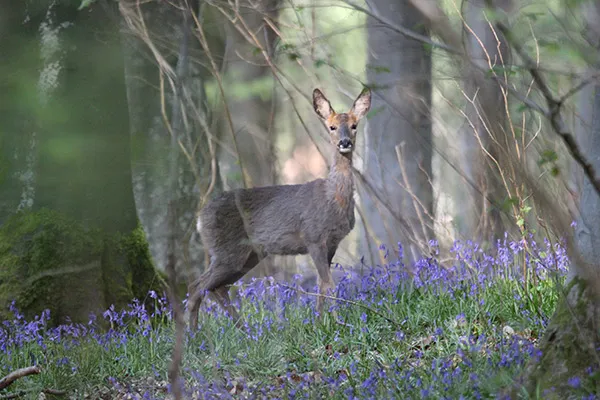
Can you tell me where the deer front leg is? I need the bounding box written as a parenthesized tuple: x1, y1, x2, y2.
(308, 244, 334, 314)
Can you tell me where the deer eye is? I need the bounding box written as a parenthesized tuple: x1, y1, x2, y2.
(329, 126, 337, 131)
(351, 124, 357, 130)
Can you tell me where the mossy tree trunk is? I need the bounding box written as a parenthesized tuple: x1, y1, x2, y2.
(520, 279, 600, 397)
(122, 1, 223, 285)
(519, 3, 600, 394)
(0, 1, 42, 221)
(0, 0, 162, 325)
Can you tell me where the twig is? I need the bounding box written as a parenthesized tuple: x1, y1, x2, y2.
(0, 388, 66, 399)
(340, 0, 458, 54)
(189, 4, 250, 188)
(495, 22, 600, 198)
(279, 283, 404, 329)
(42, 388, 66, 396)
(166, 203, 184, 400)
(0, 366, 40, 391)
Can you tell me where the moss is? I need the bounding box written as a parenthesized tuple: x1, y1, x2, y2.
(0, 209, 101, 323)
(0, 209, 164, 325)
(118, 224, 166, 300)
(519, 277, 600, 398)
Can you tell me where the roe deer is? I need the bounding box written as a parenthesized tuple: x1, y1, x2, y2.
(188, 88, 371, 329)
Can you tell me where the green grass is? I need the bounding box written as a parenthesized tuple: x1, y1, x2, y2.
(0, 262, 568, 399)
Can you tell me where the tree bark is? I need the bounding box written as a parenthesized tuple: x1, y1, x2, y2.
(0, 0, 160, 324)
(0, 1, 42, 221)
(218, 0, 283, 278)
(519, 3, 600, 394)
(360, 0, 433, 264)
(218, 0, 279, 190)
(122, 0, 218, 282)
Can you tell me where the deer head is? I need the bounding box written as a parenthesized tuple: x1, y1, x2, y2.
(312, 88, 371, 154)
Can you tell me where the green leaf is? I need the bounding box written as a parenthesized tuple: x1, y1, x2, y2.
(280, 43, 296, 51)
(501, 197, 519, 212)
(537, 39, 560, 53)
(314, 59, 327, 68)
(366, 64, 391, 74)
(538, 149, 558, 166)
(78, 0, 96, 10)
(486, 65, 517, 77)
(524, 12, 544, 22)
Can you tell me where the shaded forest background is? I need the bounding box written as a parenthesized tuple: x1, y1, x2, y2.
(2, 0, 600, 394)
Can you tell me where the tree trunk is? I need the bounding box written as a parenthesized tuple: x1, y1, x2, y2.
(0, 2, 41, 221)
(520, 3, 600, 394)
(0, 0, 160, 325)
(218, 0, 284, 278)
(122, 0, 219, 282)
(359, 0, 433, 264)
(218, 0, 278, 190)
(456, 0, 512, 242)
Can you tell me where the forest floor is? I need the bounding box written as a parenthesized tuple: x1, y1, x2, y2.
(1, 238, 595, 399)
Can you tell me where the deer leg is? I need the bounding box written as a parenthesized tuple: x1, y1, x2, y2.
(308, 244, 334, 314)
(188, 270, 211, 330)
(213, 286, 240, 324)
(188, 251, 260, 329)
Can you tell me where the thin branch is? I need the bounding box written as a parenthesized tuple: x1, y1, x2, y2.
(340, 0, 459, 54)
(496, 22, 600, 197)
(279, 283, 404, 329)
(189, 3, 250, 188)
(0, 366, 41, 391)
(0, 388, 66, 400)
(165, 202, 185, 400)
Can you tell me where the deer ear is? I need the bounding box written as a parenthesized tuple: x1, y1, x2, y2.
(351, 88, 371, 120)
(313, 89, 334, 120)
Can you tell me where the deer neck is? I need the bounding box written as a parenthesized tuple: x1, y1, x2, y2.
(327, 151, 354, 210)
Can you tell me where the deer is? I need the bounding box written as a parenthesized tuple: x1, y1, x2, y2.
(187, 87, 371, 329)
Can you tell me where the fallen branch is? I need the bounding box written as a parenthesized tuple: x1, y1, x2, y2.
(0, 366, 41, 391)
(0, 388, 66, 399)
(42, 388, 67, 396)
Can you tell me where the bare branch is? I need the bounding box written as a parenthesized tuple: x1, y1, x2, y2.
(166, 203, 184, 400)
(340, 0, 459, 54)
(0, 366, 41, 391)
(495, 22, 600, 197)
(0, 388, 66, 400)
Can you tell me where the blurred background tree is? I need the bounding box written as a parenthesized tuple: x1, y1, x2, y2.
(0, 0, 160, 325)
(2, 0, 600, 394)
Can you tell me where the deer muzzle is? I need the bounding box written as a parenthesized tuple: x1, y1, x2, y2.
(338, 138, 353, 153)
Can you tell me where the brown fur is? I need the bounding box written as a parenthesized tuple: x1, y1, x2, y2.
(187, 88, 371, 328)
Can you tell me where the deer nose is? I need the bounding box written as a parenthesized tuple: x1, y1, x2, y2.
(338, 138, 353, 152)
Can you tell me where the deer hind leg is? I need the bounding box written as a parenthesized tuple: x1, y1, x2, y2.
(213, 286, 238, 321)
(308, 243, 335, 314)
(188, 270, 210, 330)
(188, 250, 261, 329)
(213, 251, 260, 326)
